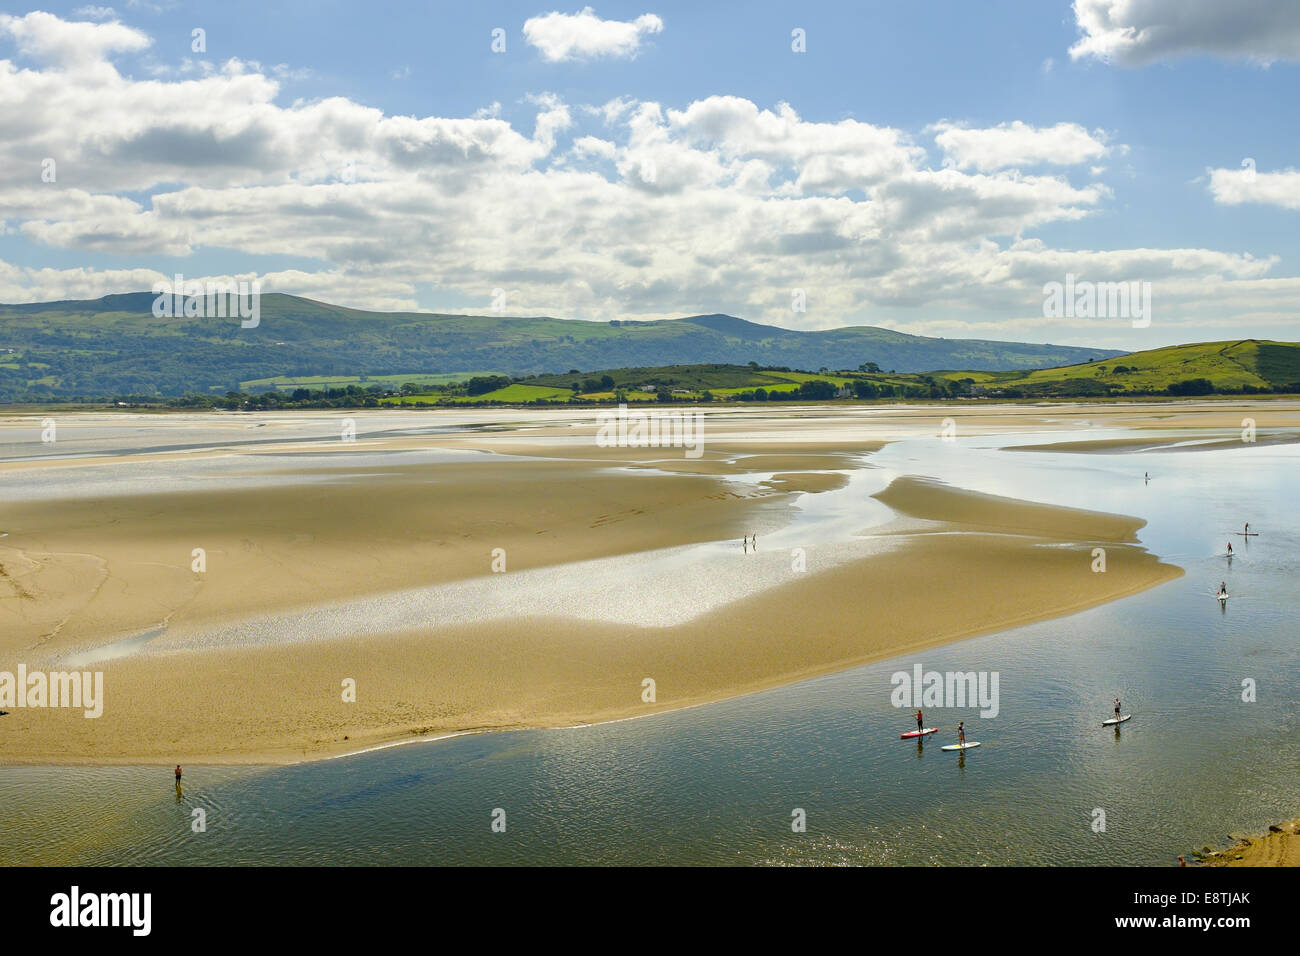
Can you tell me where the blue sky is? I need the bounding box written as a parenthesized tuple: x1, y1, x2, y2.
(1, 1, 1298, 349)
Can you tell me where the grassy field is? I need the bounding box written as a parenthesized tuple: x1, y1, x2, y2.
(928, 340, 1300, 396)
(241, 371, 497, 391)
(380, 383, 576, 405)
(380, 344, 1300, 406)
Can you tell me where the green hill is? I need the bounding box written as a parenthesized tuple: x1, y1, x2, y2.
(939, 340, 1300, 397)
(0, 292, 1120, 401)
(375, 342, 1300, 409)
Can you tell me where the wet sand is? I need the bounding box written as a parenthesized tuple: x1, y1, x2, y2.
(1010, 433, 1300, 454)
(0, 404, 1192, 764)
(1198, 820, 1300, 866)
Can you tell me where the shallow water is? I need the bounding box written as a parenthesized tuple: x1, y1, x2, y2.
(2, 415, 1298, 865)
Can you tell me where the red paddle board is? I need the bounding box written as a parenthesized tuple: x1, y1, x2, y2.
(901, 727, 938, 739)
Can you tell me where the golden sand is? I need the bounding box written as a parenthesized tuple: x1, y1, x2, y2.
(0, 404, 1188, 764)
(1199, 820, 1300, 866)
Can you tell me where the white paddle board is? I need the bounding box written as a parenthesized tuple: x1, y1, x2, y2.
(1102, 714, 1132, 726)
(940, 742, 980, 751)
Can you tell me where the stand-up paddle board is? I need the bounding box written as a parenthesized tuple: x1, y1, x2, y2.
(941, 742, 980, 751)
(1232, 532, 1259, 536)
(1102, 714, 1132, 726)
(1217, 592, 1229, 603)
(900, 727, 938, 739)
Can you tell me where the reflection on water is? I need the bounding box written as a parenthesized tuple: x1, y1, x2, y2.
(2, 429, 1298, 866)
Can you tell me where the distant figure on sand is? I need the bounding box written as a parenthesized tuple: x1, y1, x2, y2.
(742, 536, 747, 553)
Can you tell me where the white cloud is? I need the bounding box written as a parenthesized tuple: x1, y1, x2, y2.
(523, 7, 663, 62)
(1208, 165, 1300, 210)
(571, 135, 617, 160)
(1070, 0, 1300, 66)
(0, 10, 149, 68)
(933, 121, 1111, 172)
(0, 12, 1292, 340)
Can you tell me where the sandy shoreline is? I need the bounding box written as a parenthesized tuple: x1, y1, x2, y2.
(10, 402, 1300, 869)
(0, 405, 1189, 765)
(1198, 820, 1300, 866)
(11, 402, 1295, 767)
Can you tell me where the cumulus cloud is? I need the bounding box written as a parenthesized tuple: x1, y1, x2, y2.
(0, 12, 1292, 341)
(523, 7, 663, 62)
(1070, 0, 1300, 66)
(1208, 164, 1300, 210)
(933, 121, 1111, 172)
(0, 10, 149, 67)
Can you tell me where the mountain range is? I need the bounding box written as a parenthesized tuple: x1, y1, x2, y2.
(0, 292, 1123, 400)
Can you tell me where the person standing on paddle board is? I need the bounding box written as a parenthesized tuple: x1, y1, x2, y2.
(1227, 540, 1233, 555)
(1245, 522, 1250, 535)
(915, 709, 924, 733)
(1113, 698, 1121, 722)
(957, 721, 966, 746)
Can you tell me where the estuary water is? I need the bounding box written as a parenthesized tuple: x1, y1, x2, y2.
(2, 414, 1298, 866)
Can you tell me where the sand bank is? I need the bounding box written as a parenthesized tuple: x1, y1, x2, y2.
(0, 443, 1179, 763)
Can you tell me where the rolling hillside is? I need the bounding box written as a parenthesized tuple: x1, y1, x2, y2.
(0, 292, 1121, 401)
(939, 340, 1300, 397)
(373, 342, 1300, 409)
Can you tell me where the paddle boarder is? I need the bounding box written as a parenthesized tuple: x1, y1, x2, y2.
(1227, 540, 1233, 555)
(1113, 698, 1121, 723)
(174, 764, 183, 783)
(957, 721, 966, 746)
(1245, 522, 1250, 535)
(915, 709, 924, 734)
